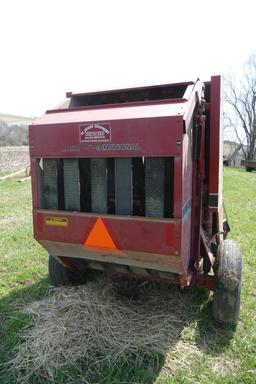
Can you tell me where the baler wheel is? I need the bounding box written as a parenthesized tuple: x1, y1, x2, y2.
(213, 240, 242, 326)
(48, 255, 87, 286)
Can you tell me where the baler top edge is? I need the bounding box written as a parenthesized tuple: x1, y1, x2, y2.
(30, 102, 186, 127)
(66, 80, 195, 98)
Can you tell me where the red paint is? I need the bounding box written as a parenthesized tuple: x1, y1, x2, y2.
(197, 274, 215, 291)
(166, 224, 174, 247)
(36, 212, 43, 233)
(209, 76, 222, 211)
(35, 210, 176, 256)
(29, 116, 183, 158)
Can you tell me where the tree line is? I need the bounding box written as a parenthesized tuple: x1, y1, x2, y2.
(225, 52, 256, 162)
(0, 120, 28, 146)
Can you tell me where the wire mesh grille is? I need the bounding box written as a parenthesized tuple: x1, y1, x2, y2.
(145, 158, 165, 217)
(40, 157, 173, 218)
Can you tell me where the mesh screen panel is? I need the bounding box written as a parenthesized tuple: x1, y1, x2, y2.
(39, 157, 173, 218)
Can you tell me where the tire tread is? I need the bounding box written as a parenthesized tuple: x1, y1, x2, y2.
(213, 240, 242, 325)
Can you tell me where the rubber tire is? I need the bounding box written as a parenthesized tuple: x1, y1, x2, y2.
(48, 255, 87, 287)
(213, 240, 242, 326)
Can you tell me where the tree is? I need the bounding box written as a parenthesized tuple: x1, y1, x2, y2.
(225, 53, 256, 161)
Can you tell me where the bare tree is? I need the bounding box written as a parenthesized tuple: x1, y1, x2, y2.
(225, 53, 256, 161)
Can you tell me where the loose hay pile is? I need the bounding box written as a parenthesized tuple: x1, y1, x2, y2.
(6, 277, 211, 382)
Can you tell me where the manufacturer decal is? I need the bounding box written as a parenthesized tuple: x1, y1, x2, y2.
(62, 145, 80, 152)
(95, 143, 141, 151)
(45, 217, 69, 227)
(80, 123, 111, 143)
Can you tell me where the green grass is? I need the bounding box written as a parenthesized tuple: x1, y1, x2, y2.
(0, 167, 255, 383)
(0, 171, 9, 177)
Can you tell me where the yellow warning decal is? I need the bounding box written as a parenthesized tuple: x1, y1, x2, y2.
(45, 217, 69, 227)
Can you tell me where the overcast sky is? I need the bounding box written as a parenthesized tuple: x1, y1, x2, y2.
(0, 0, 255, 117)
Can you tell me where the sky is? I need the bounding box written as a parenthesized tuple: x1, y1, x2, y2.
(0, 0, 255, 117)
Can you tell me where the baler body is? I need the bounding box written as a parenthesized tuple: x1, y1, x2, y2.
(29, 77, 223, 288)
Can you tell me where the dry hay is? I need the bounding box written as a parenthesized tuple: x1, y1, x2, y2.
(209, 355, 240, 375)
(4, 276, 234, 382)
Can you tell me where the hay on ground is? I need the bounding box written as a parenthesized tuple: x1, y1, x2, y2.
(4, 276, 236, 382)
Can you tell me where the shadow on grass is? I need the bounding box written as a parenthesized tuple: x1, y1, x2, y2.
(195, 297, 237, 355)
(0, 276, 236, 384)
(0, 278, 50, 383)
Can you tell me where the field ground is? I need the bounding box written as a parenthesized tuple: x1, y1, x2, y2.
(0, 167, 255, 383)
(0, 146, 29, 173)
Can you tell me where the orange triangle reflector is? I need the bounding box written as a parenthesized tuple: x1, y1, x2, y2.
(84, 218, 117, 249)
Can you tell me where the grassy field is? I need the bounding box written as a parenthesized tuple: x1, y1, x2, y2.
(0, 114, 34, 125)
(0, 167, 255, 383)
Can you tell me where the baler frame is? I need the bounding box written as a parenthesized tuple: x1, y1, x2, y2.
(29, 76, 242, 325)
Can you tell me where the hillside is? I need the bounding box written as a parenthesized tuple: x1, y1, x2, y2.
(0, 113, 34, 125)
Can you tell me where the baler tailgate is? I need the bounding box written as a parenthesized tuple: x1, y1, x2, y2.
(35, 210, 184, 276)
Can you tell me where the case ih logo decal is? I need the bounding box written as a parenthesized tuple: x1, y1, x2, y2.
(80, 123, 111, 142)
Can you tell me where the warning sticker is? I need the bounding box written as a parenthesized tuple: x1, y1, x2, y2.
(45, 217, 69, 227)
(84, 218, 117, 249)
(80, 123, 111, 143)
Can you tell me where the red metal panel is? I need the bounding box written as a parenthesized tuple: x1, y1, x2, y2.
(34, 210, 180, 256)
(181, 213, 192, 271)
(67, 81, 193, 99)
(180, 120, 193, 271)
(29, 116, 183, 158)
(48, 98, 186, 114)
(182, 123, 193, 207)
(209, 76, 222, 212)
(30, 158, 39, 209)
(32, 103, 184, 125)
